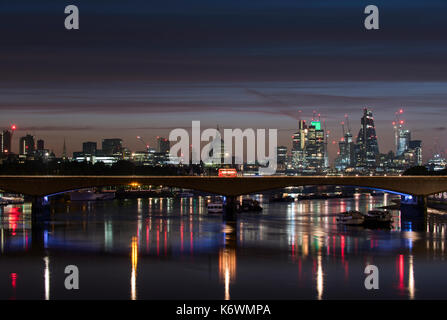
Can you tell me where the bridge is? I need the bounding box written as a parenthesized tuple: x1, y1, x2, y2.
(0, 175, 446, 197)
(1, 175, 446, 217)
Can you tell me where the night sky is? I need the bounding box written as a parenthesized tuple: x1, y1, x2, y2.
(1, 0, 446, 162)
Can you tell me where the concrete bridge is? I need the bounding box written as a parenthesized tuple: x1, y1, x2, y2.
(0, 175, 446, 199)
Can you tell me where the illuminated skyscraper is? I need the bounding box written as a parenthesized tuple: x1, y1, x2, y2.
(292, 120, 307, 170)
(397, 129, 411, 156)
(0, 130, 12, 154)
(291, 117, 326, 173)
(305, 121, 325, 173)
(355, 108, 379, 169)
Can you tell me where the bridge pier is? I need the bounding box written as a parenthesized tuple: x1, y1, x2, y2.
(31, 196, 50, 223)
(400, 195, 427, 219)
(224, 196, 239, 220)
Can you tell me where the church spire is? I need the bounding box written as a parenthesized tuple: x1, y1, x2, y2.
(62, 138, 67, 160)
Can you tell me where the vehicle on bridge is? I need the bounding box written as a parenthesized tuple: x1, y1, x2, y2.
(218, 168, 238, 177)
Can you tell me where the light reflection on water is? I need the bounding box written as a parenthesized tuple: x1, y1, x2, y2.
(0, 194, 446, 300)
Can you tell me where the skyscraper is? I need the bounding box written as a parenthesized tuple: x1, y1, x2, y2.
(291, 117, 326, 173)
(19, 134, 35, 155)
(355, 108, 379, 169)
(305, 121, 326, 173)
(335, 130, 355, 171)
(0, 130, 12, 154)
(397, 129, 411, 156)
(406, 140, 422, 166)
(292, 120, 307, 170)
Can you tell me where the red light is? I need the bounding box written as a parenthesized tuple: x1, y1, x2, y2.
(11, 124, 16, 130)
(399, 109, 404, 114)
(400, 120, 404, 125)
(218, 168, 237, 177)
(11, 273, 17, 289)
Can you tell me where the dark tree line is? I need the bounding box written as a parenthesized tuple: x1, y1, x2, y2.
(403, 166, 447, 176)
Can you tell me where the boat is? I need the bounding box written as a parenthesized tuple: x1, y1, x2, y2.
(207, 202, 224, 213)
(69, 189, 115, 201)
(241, 198, 263, 212)
(364, 210, 393, 225)
(336, 210, 365, 225)
(0, 195, 25, 205)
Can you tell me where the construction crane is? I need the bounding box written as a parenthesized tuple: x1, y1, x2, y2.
(392, 108, 405, 152)
(136, 136, 150, 151)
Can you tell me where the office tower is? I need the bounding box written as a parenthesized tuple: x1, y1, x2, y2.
(0, 130, 12, 154)
(37, 139, 45, 151)
(157, 137, 170, 154)
(277, 146, 287, 165)
(82, 141, 97, 155)
(355, 108, 379, 168)
(305, 121, 325, 173)
(335, 130, 356, 171)
(407, 140, 422, 166)
(292, 120, 307, 170)
(397, 129, 411, 156)
(102, 138, 123, 155)
(19, 134, 35, 155)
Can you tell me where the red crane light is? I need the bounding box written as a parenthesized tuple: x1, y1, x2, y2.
(11, 124, 16, 130)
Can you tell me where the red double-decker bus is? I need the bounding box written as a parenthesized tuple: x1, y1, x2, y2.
(218, 168, 237, 177)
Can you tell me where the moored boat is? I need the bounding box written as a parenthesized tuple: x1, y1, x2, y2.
(241, 198, 263, 212)
(336, 210, 365, 225)
(364, 210, 393, 225)
(207, 202, 224, 213)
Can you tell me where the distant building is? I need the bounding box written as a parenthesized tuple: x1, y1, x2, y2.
(157, 137, 170, 154)
(406, 140, 422, 167)
(335, 130, 355, 172)
(102, 138, 123, 156)
(37, 139, 45, 151)
(427, 153, 446, 171)
(19, 134, 35, 155)
(276, 146, 287, 172)
(0, 130, 12, 154)
(82, 141, 97, 155)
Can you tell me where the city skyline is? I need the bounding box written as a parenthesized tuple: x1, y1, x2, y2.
(0, 106, 438, 164)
